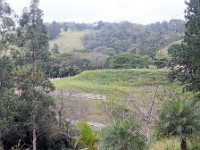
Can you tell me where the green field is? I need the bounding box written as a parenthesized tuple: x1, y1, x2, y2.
(49, 29, 88, 52)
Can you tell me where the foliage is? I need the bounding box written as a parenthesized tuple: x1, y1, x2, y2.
(49, 52, 89, 78)
(51, 43, 60, 54)
(60, 22, 95, 31)
(168, 0, 200, 92)
(0, 0, 15, 34)
(59, 63, 80, 77)
(5, 0, 57, 149)
(99, 120, 146, 150)
(83, 20, 185, 57)
(157, 98, 200, 150)
(153, 51, 169, 68)
(49, 49, 110, 78)
(76, 121, 98, 150)
(168, 44, 182, 57)
(153, 58, 168, 69)
(47, 21, 61, 39)
(0, 0, 18, 147)
(106, 53, 150, 69)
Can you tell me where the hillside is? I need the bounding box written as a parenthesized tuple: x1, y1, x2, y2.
(49, 29, 88, 52)
(52, 69, 169, 94)
(51, 69, 183, 123)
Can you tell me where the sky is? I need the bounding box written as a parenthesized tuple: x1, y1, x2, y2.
(7, 0, 186, 25)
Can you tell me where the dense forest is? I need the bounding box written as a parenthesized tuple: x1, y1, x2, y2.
(1, 0, 200, 150)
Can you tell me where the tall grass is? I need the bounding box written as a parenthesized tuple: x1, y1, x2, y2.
(150, 138, 180, 150)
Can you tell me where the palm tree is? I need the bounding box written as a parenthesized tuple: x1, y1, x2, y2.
(99, 120, 146, 150)
(157, 99, 200, 150)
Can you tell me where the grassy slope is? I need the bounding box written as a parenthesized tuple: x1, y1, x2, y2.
(160, 39, 182, 55)
(51, 69, 171, 121)
(51, 69, 186, 103)
(49, 29, 88, 52)
(52, 69, 169, 94)
(51, 69, 186, 121)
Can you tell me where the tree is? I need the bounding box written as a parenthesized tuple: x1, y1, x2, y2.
(0, 0, 14, 101)
(17, 0, 55, 149)
(99, 120, 146, 150)
(169, 0, 200, 92)
(51, 43, 60, 54)
(47, 21, 61, 39)
(106, 53, 150, 69)
(0, 0, 17, 148)
(82, 21, 184, 56)
(157, 99, 200, 150)
(167, 44, 182, 57)
(59, 62, 80, 77)
(153, 51, 168, 68)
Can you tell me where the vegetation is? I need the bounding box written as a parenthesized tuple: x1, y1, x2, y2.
(100, 120, 146, 150)
(2, 0, 200, 149)
(0, 0, 61, 149)
(76, 121, 98, 150)
(167, 43, 182, 57)
(52, 69, 169, 94)
(47, 21, 61, 40)
(106, 53, 150, 69)
(157, 98, 200, 150)
(169, 0, 200, 92)
(47, 20, 185, 78)
(0, 0, 21, 148)
(160, 39, 182, 56)
(51, 43, 60, 54)
(83, 20, 185, 57)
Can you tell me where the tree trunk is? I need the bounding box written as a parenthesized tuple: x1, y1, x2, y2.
(33, 125, 37, 150)
(0, 134, 3, 150)
(181, 138, 187, 150)
(32, 46, 37, 150)
(146, 124, 151, 144)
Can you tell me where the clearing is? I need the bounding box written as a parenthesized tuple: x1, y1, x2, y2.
(49, 29, 89, 52)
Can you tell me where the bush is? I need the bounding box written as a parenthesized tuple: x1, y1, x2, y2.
(106, 53, 151, 69)
(99, 120, 146, 150)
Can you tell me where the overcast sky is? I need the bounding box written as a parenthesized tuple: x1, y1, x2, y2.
(7, 0, 186, 24)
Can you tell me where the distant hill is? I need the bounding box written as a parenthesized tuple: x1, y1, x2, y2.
(48, 20, 185, 58)
(82, 20, 185, 57)
(49, 29, 88, 52)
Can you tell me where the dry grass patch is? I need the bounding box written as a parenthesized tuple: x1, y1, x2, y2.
(49, 29, 89, 52)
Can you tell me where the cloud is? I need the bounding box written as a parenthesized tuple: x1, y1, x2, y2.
(7, 0, 186, 24)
